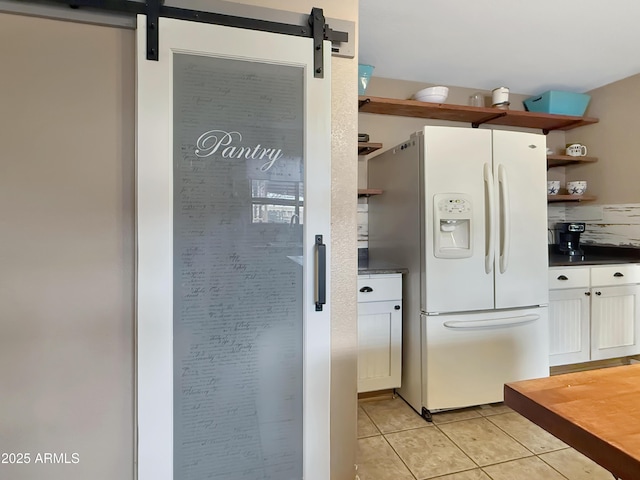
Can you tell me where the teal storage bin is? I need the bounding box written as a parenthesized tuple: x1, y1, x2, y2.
(523, 90, 591, 116)
(358, 64, 374, 95)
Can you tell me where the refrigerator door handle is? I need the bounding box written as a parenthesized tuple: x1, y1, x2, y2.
(483, 162, 495, 274)
(443, 314, 539, 330)
(498, 164, 510, 274)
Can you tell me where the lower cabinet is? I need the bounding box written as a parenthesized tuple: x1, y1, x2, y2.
(591, 284, 640, 360)
(549, 264, 640, 367)
(357, 273, 402, 393)
(549, 287, 591, 366)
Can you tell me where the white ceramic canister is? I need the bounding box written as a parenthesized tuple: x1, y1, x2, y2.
(492, 86, 509, 105)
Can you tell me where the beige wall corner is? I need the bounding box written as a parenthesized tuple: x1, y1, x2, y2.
(566, 73, 640, 205)
(330, 56, 359, 480)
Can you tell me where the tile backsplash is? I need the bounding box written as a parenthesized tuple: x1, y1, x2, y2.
(363, 202, 640, 249)
(358, 203, 369, 248)
(549, 203, 640, 247)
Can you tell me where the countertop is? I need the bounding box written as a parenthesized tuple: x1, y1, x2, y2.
(358, 259, 408, 275)
(549, 245, 640, 267)
(357, 246, 640, 272)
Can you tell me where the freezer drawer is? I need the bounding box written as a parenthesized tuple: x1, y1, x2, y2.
(422, 307, 549, 411)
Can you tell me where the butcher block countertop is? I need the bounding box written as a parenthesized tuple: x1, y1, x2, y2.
(505, 364, 640, 480)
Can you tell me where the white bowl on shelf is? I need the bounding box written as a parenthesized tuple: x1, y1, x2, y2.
(413, 86, 449, 104)
(566, 181, 587, 195)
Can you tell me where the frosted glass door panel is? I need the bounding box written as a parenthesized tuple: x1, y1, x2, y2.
(173, 54, 304, 479)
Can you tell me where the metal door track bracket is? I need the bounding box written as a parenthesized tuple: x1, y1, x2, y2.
(146, 0, 161, 61)
(57, 1, 348, 69)
(309, 7, 324, 78)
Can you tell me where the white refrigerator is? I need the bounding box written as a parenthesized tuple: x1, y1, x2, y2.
(368, 126, 549, 418)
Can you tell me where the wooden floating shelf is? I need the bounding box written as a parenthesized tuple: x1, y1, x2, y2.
(547, 154, 598, 168)
(359, 96, 599, 133)
(548, 194, 596, 203)
(358, 142, 383, 155)
(358, 188, 383, 197)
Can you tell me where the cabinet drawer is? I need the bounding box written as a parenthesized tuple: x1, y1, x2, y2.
(548, 267, 590, 290)
(357, 274, 402, 302)
(591, 264, 640, 287)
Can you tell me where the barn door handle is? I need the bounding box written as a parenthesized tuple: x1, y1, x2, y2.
(315, 235, 326, 311)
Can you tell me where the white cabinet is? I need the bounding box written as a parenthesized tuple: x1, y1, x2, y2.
(549, 268, 591, 367)
(591, 265, 640, 360)
(357, 273, 402, 393)
(591, 284, 640, 360)
(548, 264, 640, 366)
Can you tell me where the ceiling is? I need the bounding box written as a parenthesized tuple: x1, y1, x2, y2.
(358, 0, 640, 95)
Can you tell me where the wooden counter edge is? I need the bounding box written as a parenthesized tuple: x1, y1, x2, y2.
(504, 382, 637, 480)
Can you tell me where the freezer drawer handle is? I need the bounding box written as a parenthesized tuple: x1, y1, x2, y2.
(614, 272, 624, 277)
(359, 286, 373, 293)
(557, 275, 569, 280)
(443, 314, 539, 330)
(315, 235, 326, 311)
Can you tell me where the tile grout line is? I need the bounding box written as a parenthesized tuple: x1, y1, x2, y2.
(358, 405, 382, 438)
(380, 432, 419, 480)
(483, 412, 572, 479)
(535, 449, 573, 480)
(430, 421, 482, 474)
(359, 401, 418, 479)
(483, 412, 538, 456)
(434, 416, 540, 470)
(362, 400, 489, 479)
(360, 399, 588, 480)
(362, 398, 478, 480)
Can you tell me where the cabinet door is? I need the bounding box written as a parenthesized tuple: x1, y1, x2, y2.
(357, 300, 402, 393)
(591, 285, 640, 360)
(548, 289, 591, 366)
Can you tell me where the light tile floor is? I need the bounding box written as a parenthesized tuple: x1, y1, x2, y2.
(357, 396, 614, 480)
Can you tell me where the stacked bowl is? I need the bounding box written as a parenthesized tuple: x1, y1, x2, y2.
(413, 86, 449, 104)
(567, 181, 587, 195)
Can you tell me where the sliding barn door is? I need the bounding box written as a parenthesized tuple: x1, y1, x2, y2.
(136, 15, 331, 480)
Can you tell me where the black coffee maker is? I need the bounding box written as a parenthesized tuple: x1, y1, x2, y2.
(557, 222, 586, 258)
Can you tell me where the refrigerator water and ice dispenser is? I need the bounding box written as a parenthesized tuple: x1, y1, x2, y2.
(433, 193, 472, 258)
